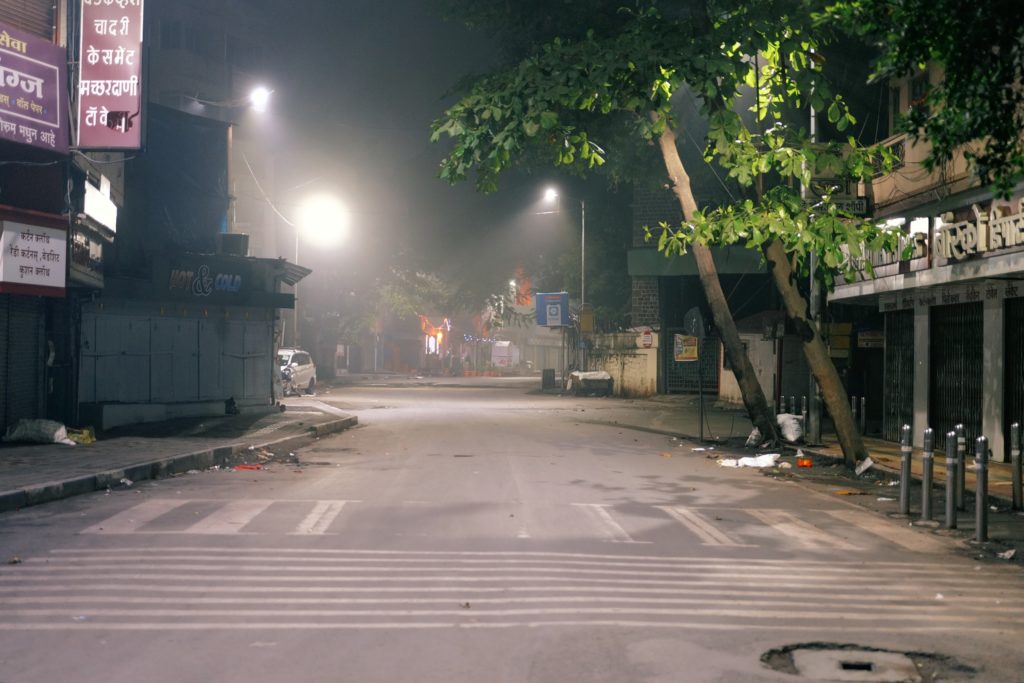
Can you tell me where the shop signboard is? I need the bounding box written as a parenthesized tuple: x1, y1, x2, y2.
(535, 291, 569, 327)
(77, 0, 145, 149)
(0, 22, 68, 153)
(0, 221, 66, 296)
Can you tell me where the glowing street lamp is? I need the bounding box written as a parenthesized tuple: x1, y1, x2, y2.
(249, 86, 273, 113)
(291, 193, 351, 346)
(542, 187, 586, 310)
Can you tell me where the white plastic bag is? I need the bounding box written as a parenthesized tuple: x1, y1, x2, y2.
(2, 419, 75, 446)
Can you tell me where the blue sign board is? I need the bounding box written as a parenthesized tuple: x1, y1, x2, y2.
(536, 291, 569, 327)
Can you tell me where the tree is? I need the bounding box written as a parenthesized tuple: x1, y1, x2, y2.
(432, 1, 785, 446)
(432, 1, 908, 465)
(821, 0, 1024, 198)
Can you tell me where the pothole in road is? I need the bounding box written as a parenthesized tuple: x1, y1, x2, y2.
(761, 643, 975, 681)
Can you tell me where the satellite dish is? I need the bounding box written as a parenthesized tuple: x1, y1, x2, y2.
(683, 307, 705, 340)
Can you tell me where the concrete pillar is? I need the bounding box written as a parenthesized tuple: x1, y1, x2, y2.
(912, 306, 930, 449)
(983, 297, 1005, 461)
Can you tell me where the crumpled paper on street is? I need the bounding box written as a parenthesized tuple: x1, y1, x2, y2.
(718, 453, 781, 468)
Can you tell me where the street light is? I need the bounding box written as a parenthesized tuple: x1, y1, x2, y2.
(542, 188, 586, 310)
(248, 86, 273, 113)
(291, 193, 351, 347)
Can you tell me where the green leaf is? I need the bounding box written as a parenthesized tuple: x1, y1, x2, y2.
(827, 101, 841, 124)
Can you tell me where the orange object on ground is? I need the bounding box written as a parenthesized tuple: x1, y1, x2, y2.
(796, 457, 813, 468)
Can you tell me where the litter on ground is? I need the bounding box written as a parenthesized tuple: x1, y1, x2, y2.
(855, 457, 875, 476)
(2, 419, 76, 446)
(718, 453, 781, 468)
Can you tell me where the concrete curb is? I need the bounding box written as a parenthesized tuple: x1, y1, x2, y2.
(0, 415, 358, 514)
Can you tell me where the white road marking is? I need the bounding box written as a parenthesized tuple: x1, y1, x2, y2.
(1, 621, 1017, 633)
(571, 503, 647, 544)
(747, 509, 860, 551)
(184, 500, 275, 535)
(5, 607, 1021, 625)
(2, 583, 1018, 602)
(80, 499, 190, 534)
(40, 546, 991, 571)
(656, 506, 749, 547)
(5, 595, 1020, 613)
(822, 509, 949, 553)
(290, 501, 351, 535)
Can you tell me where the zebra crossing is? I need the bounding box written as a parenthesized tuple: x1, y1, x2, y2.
(77, 497, 951, 553)
(2, 546, 1023, 633)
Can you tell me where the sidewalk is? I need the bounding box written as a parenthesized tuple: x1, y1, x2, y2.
(0, 403, 357, 513)
(809, 434, 1020, 505)
(607, 393, 1022, 507)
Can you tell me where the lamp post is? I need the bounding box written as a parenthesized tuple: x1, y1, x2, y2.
(293, 193, 350, 347)
(542, 188, 586, 309)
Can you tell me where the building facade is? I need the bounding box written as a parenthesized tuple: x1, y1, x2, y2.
(830, 65, 1024, 461)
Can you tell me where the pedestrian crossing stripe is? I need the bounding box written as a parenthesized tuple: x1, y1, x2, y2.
(655, 506, 749, 547)
(78, 499, 950, 553)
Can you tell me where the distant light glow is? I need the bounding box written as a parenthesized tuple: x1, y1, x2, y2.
(544, 187, 558, 202)
(249, 86, 272, 112)
(298, 194, 350, 248)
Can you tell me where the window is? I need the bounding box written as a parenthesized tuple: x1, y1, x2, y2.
(910, 74, 930, 117)
(889, 86, 902, 132)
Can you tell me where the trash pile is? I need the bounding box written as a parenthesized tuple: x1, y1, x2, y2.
(718, 453, 781, 468)
(745, 413, 804, 447)
(2, 419, 76, 446)
(225, 445, 300, 470)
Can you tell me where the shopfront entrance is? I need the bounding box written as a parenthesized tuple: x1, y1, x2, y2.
(930, 302, 983, 451)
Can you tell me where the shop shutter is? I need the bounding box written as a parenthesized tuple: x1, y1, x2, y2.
(929, 302, 983, 451)
(0, 0, 55, 40)
(1005, 298, 1024, 458)
(882, 310, 914, 442)
(1, 294, 45, 431)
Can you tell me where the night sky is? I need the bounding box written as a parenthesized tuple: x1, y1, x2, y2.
(258, 0, 571, 310)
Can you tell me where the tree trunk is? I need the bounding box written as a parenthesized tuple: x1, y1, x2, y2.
(761, 239, 868, 466)
(656, 123, 780, 445)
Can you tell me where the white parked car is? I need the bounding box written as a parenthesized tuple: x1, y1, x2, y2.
(278, 348, 317, 395)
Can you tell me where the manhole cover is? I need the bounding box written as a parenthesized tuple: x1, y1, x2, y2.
(793, 649, 918, 681)
(762, 643, 975, 682)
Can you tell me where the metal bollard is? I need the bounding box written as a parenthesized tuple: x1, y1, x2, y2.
(859, 396, 867, 435)
(899, 424, 912, 516)
(1012, 422, 1022, 512)
(851, 396, 858, 430)
(945, 431, 957, 529)
(956, 424, 966, 511)
(975, 436, 989, 543)
(790, 396, 796, 416)
(801, 395, 808, 432)
(921, 428, 934, 522)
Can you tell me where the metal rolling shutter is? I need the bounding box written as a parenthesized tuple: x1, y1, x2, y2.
(929, 302, 983, 451)
(882, 310, 914, 442)
(1, 294, 45, 432)
(1005, 298, 1024, 458)
(0, 0, 55, 40)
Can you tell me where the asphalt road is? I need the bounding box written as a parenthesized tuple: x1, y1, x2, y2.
(1, 379, 1022, 682)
